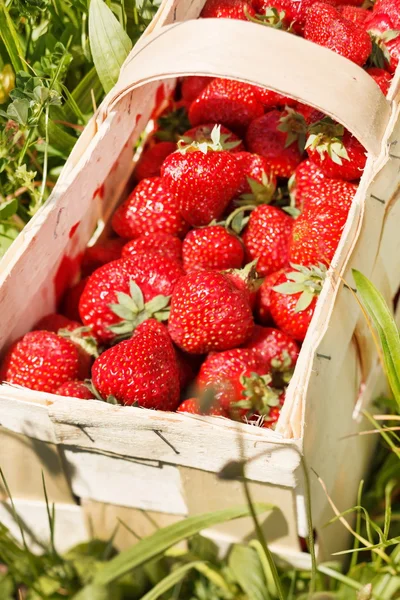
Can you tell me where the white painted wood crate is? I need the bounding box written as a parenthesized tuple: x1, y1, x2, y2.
(1, 0, 400, 564)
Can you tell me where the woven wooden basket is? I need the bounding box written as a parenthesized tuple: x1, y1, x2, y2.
(1, 0, 400, 566)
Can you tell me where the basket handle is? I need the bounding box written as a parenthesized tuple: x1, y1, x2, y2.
(100, 19, 392, 156)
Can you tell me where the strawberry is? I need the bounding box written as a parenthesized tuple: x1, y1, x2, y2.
(246, 391, 285, 429)
(91, 319, 180, 409)
(154, 102, 191, 142)
(234, 151, 277, 198)
(242, 326, 299, 374)
(177, 397, 227, 416)
(256, 270, 285, 325)
(174, 347, 202, 390)
(34, 313, 82, 333)
(372, 0, 400, 29)
(245, 109, 306, 178)
(168, 269, 254, 354)
(161, 126, 242, 227)
(55, 380, 95, 399)
(304, 3, 372, 66)
(188, 79, 264, 135)
(201, 0, 255, 19)
(269, 264, 327, 341)
(290, 160, 326, 212)
(181, 77, 214, 103)
(182, 226, 244, 272)
(111, 177, 190, 240)
(253, 0, 347, 33)
(301, 178, 357, 215)
(81, 238, 125, 277)
(254, 86, 296, 110)
(134, 141, 177, 181)
(366, 15, 400, 74)
(338, 5, 369, 25)
(224, 260, 263, 310)
(0, 331, 89, 393)
(242, 205, 293, 276)
(61, 278, 88, 322)
(232, 370, 283, 422)
(79, 255, 184, 343)
(305, 118, 367, 181)
(183, 123, 244, 152)
(122, 232, 182, 262)
(196, 348, 267, 411)
(366, 67, 392, 95)
(289, 198, 351, 267)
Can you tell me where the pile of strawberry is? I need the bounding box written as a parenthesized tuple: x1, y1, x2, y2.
(0, 0, 398, 430)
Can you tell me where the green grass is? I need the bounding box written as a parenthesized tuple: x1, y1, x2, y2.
(0, 0, 160, 258)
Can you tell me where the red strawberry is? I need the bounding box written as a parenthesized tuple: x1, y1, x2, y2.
(301, 178, 357, 215)
(91, 319, 180, 409)
(196, 348, 267, 411)
(177, 397, 227, 416)
(183, 123, 244, 152)
(134, 141, 177, 181)
(174, 347, 202, 390)
(304, 3, 372, 66)
(254, 86, 296, 110)
(181, 77, 214, 103)
(81, 238, 125, 277)
(256, 270, 285, 325)
(182, 226, 244, 272)
(269, 264, 327, 341)
(242, 205, 293, 276)
(61, 278, 88, 322)
(246, 391, 285, 429)
(245, 110, 306, 178)
(338, 5, 369, 25)
(366, 67, 392, 95)
(234, 152, 277, 198)
(189, 79, 264, 135)
(290, 160, 326, 212)
(55, 380, 95, 400)
(168, 269, 254, 354)
(79, 255, 184, 343)
(201, 0, 255, 19)
(224, 260, 263, 310)
(34, 313, 82, 333)
(161, 126, 242, 227)
(242, 326, 299, 374)
(305, 119, 367, 181)
(122, 232, 182, 262)
(0, 331, 89, 393)
(366, 15, 400, 75)
(372, 1, 400, 29)
(253, 0, 347, 33)
(111, 177, 190, 240)
(289, 200, 351, 266)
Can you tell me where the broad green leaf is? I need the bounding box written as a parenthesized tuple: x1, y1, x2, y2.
(140, 561, 203, 600)
(73, 504, 270, 594)
(0, 1, 27, 74)
(352, 269, 400, 408)
(228, 544, 269, 600)
(0, 198, 17, 219)
(72, 583, 121, 600)
(89, 0, 132, 93)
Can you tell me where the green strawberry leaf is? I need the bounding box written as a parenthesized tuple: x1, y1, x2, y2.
(144, 295, 171, 314)
(129, 280, 145, 310)
(116, 291, 140, 313)
(294, 290, 314, 313)
(109, 302, 134, 321)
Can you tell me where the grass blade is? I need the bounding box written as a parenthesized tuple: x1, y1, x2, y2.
(64, 66, 103, 121)
(0, 1, 27, 73)
(140, 561, 203, 600)
(73, 503, 270, 594)
(89, 0, 132, 93)
(352, 269, 400, 408)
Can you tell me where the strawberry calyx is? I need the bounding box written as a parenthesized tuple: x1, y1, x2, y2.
(237, 170, 277, 206)
(84, 379, 119, 404)
(232, 371, 281, 418)
(270, 351, 295, 387)
(223, 204, 256, 235)
(277, 107, 308, 153)
(224, 259, 264, 295)
(156, 106, 191, 142)
(245, 6, 291, 31)
(58, 326, 100, 358)
(367, 29, 400, 70)
(177, 124, 241, 154)
(305, 117, 350, 166)
(272, 263, 327, 313)
(108, 280, 171, 340)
